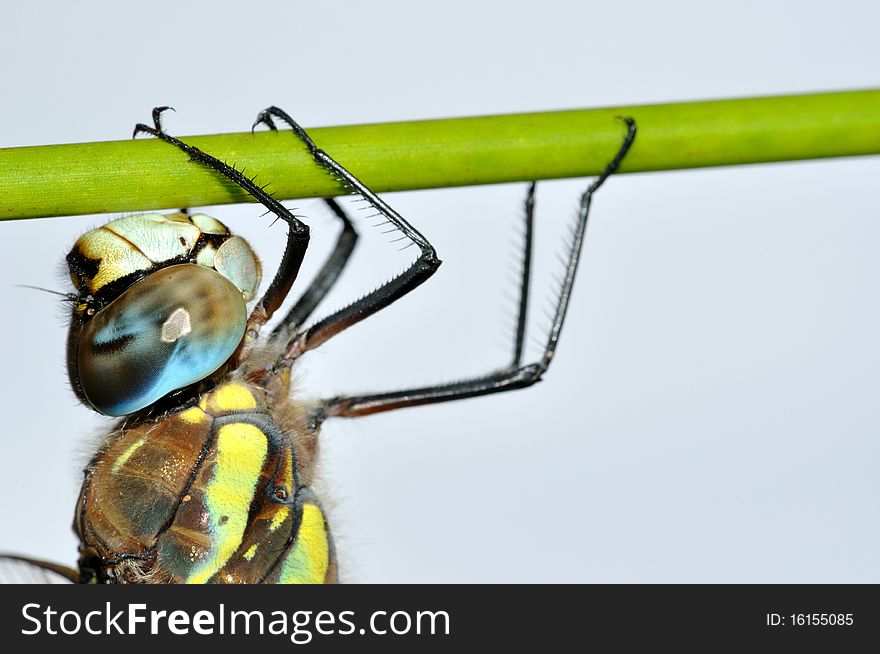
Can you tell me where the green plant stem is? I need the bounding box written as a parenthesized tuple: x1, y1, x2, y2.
(2, 90, 879, 221)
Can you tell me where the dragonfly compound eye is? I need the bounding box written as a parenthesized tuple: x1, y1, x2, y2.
(65, 213, 262, 416)
(73, 264, 248, 416)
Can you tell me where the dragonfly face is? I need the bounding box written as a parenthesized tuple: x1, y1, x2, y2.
(0, 106, 635, 583)
(67, 213, 261, 416)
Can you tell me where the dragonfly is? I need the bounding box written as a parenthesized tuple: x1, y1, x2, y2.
(0, 106, 636, 583)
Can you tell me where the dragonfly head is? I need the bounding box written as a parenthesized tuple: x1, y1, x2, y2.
(65, 212, 262, 416)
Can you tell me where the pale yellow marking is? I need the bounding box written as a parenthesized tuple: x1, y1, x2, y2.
(76, 214, 205, 294)
(76, 229, 152, 293)
(160, 307, 192, 343)
(213, 383, 258, 411)
(112, 436, 147, 474)
(178, 407, 207, 424)
(268, 506, 291, 534)
(190, 213, 229, 235)
(281, 445, 294, 489)
(104, 213, 200, 262)
(277, 504, 330, 584)
(185, 423, 267, 584)
(195, 244, 216, 269)
(243, 544, 258, 561)
(164, 212, 193, 224)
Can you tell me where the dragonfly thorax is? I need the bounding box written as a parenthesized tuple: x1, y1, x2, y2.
(76, 381, 335, 584)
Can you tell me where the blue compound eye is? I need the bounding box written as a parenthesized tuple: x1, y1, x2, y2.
(74, 264, 248, 416)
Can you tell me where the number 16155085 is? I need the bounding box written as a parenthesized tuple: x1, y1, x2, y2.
(766, 613, 854, 627)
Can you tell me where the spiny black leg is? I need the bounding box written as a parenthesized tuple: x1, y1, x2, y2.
(246, 115, 360, 334)
(272, 198, 359, 335)
(133, 107, 310, 349)
(312, 118, 637, 424)
(253, 106, 441, 364)
(512, 182, 535, 368)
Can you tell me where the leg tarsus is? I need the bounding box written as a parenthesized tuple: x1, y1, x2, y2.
(132, 105, 175, 139)
(152, 105, 174, 130)
(252, 109, 278, 133)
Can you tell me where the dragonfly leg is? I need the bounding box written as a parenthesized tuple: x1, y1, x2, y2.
(311, 118, 637, 425)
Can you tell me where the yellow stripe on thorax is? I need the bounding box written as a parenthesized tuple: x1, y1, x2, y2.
(185, 423, 267, 584)
(276, 503, 330, 584)
(269, 506, 291, 533)
(111, 436, 146, 473)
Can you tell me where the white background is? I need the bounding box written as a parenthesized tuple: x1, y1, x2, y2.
(1, 1, 879, 582)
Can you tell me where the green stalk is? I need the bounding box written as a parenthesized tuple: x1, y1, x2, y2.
(2, 90, 879, 221)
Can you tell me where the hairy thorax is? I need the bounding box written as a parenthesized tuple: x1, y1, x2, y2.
(75, 379, 335, 584)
